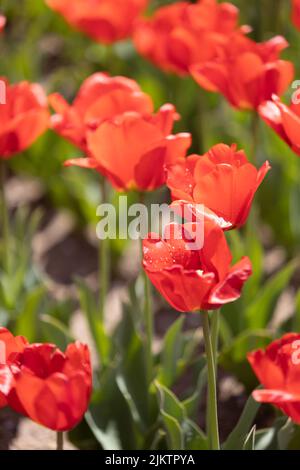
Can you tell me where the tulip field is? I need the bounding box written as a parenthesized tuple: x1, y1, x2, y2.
(1, 0, 300, 453)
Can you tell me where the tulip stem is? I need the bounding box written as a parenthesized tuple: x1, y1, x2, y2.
(211, 310, 220, 365)
(202, 310, 220, 450)
(0, 159, 10, 270)
(56, 431, 64, 451)
(99, 178, 110, 322)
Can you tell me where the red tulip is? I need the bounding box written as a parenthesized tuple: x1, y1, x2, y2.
(292, 0, 300, 30)
(0, 79, 49, 159)
(248, 334, 300, 425)
(0, 328, 92, 431)
(46, 0, 148, 44)
(66, 105, 191, 192)
(0, 328, 28, 408)
(49, 72, 153, 152)
(143, 220, 252, 312)
(167, 143, 270, 229)
(191, 34, 294, 110)
(134, 0, 248, 75)
(259, 95, 300, 157)
(0, 15, 6, 32)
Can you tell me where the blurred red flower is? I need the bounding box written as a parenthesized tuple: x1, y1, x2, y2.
(143, 220, 252, 312)
(0, 15, 6, 32)
(134, 0, 248, 75)
(259, 95, 300, 157)
(49, 72, 153, 151)
(248, 333, 300, 425)
(0, 328, 92, 431)
(191, 35, 294, 110)
(0, 79, 49, 159)
(292, 0, 300, 30)
(66, 104, 191, 192)
(0, 329, 28, 408)
(167, 143, 270, 229)
(46, 0, 148, 44)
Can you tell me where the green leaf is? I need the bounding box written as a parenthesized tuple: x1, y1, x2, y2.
(76, 279, 111, 364)
(157, 316, 184, 387)
(155, 381, 185, 450)
(85, 410, 121, 451)
(89, 367, 139, 450)
(117, 303, 153, 427)
(245, 260, 298, 329)
(40, 314, 73, 350)
(155, 381, 185, 423)
(255, 428, 276, 450)
(293, 290, 300, 331)
(278, 418, 295, 450)
(161, 413, 184, 451)
(223, 392, 261, 450)
(219, 330, 272, 391)
(184, 420, 208, 450)
(14, 285, 46, 341)
(243, 425, 256, 450)
(182, 359, 207, 418)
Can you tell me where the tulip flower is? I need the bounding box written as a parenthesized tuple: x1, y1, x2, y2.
(0, 328, 92, 431)
(142, 219, 252, 312)
(259, 95, 300, 157)
(0, 15, 6, 32)
(134, 0, 248, 75)
(248, 334, 300, 425)
(0, 79, 49, 159)
(292, 0, 300, 30)
(46, 0, 148, 44)
(0, 328, 28, 408)
(49, 72, 153, 152)
(65, 105, 191, 192)
(191, 34, 294, 110)
(167, 143, 271, 229)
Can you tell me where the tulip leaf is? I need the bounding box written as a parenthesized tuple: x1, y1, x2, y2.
(278, 418, 295, 450)
(255, 428, 277, 450)
(219, 330, 272, 390)
(182, 359, 207, 418)
(85, 410, 122, 451)
(76, 278, 111, 365)
(40, 313, 73, 350)
(293, 290, 300, 331)
(161, 412, 184, 451)
(183, 419, 208, 450)
(14, 285, 46, 341)
(245, 260, 298, 329)
(223, 391, 261, 450)
(157, 316, 184, 387)
(116, 302, 153, 428)
(155, 381, 185, 450)
(243, 425, 256, 450)
(155, 381, 207, 450)
(89, 368, 138, 450)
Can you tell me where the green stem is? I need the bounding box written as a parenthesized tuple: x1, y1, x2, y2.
(99, 178, 110, 322)
(0, 159, 10, 270)
(202, 311, 220, 450)
(211, 310, 220, 365)
(56, 431, 64, 450)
